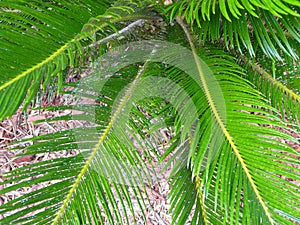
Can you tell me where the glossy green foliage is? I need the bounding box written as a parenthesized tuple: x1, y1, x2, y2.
(167, 0, 300, 59)
(0, 0, 299, 224)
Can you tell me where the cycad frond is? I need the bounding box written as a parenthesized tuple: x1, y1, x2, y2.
(159, 20, 300, 224)
(166, 0, 300, 21)
(165, 1, 300, 60)
(0, 62, 157, 224)
(0, 1, 299, 225)
(0, 0, 155, 120)
(242, 55, 300, 128)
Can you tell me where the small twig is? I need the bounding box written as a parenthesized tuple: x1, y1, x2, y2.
(0, 126, 14, 136)
(87, 19, 145, 48)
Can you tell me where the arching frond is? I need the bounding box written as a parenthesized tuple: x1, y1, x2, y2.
(0, 1, 299, 225)
(0, 63, 159, 224)
(242, 55, 300, 129)
(166, 0, 300, 21)
(157, 20, 300, 224)
(164, 1, 300, 60)
(0, 0, 156, 120)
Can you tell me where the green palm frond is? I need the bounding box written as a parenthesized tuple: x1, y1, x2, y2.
(169, 168, 206, 225)
(153, 19, 300, 224)
(164, 0, 300, 60)
(242, 55, 300, 128)
(166, 0, 300, 21)
(0, 0, 106, 119)
(0, 63, 158, 224)
(0, 1, 299, 225)
(0, 0, 156, 120)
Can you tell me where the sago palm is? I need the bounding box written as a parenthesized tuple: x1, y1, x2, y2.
(0, 0, 299, 224)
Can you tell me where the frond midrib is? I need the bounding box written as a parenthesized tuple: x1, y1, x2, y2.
(0, 14, 154, 92)
(241, 55, 300, 103)
(195, 176, 209, 225)
(176, 17, 276, 225)
(51, 61, 147, 225)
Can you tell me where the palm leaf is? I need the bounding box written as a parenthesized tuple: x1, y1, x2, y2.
(157, 19, 300, 224)
(166, 0, 300, 21)
(0, 62, 158, 224)
(0, 0, 156, 120)
(0, 1, 299, 225)
(242, 55, 300, 129)
(164, 0, 300, 60)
